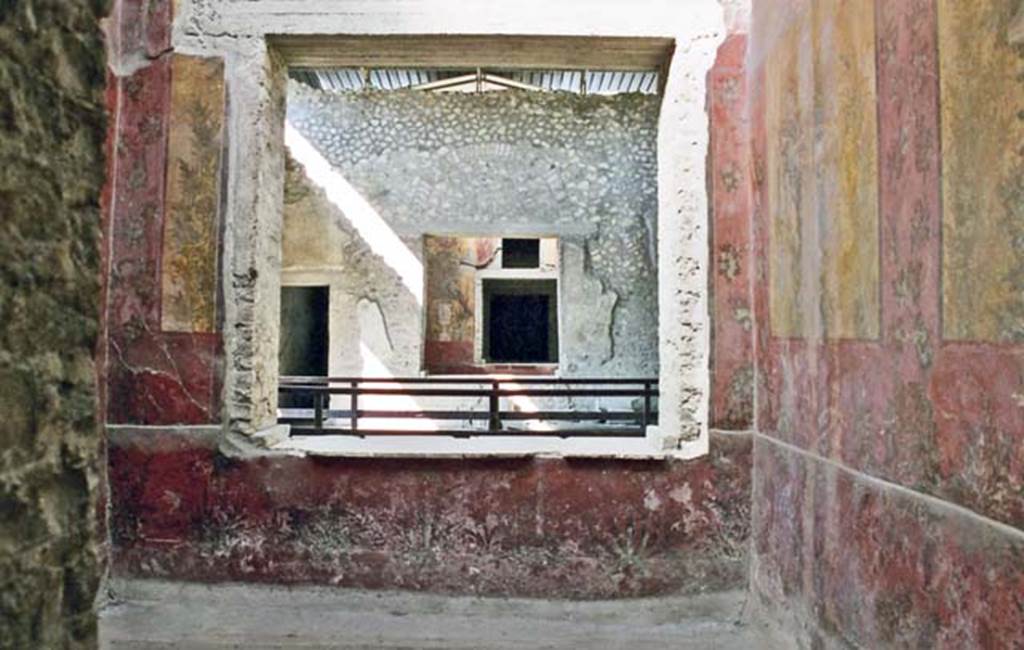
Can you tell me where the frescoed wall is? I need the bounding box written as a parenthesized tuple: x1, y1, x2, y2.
(104, 3, 224, 426)
(102, 0, 752, 600)
(102, 0, 1024, 631)
(764, 0, 879, 341)
(161, 55, 225, 334)
(709, 34, 755, 430)
(749, 0, 1024, 646)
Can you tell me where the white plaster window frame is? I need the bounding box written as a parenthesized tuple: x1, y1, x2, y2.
(181, 0, 730, 461)
(473, 273, 561, 367)
(472, 238, 561, 368)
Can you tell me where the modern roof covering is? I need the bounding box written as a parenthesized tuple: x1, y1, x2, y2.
(290, 68, 660, 95)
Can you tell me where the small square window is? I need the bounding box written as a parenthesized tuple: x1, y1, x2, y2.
(501, 238, 540, 269)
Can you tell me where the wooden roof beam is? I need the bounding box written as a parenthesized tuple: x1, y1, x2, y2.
(269, 34, 675, 72)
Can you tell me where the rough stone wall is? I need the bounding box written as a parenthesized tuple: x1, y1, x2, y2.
(0, 0, 109, 645)
(285, 85, 660, 378)
(748, 0, 1024, 646)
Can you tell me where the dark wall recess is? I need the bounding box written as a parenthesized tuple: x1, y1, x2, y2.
(483, 279, 558, 363)
(279, 286, 329, 407)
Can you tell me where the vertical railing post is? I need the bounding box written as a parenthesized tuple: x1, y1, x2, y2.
(641, 381, 651, 433)
(350, 380, 359, 435)
(314, 389, 324, 432)
(489, 380, 501, 433)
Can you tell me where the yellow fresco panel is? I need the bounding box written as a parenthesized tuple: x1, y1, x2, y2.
(819, 0, 880, 340)
(767, 0, 880, 340)
(766, 15, 811, 338)
(161, 55, 226, 333)
(939, 0, 1024, 342)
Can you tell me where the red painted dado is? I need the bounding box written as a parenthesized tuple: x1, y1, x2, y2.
(754, 440, 1024, 649)
(709, 33, 755, 430)
(422, 340, 558, 375)
(108, 430, 753, 598)
(102, 0, 223, 426)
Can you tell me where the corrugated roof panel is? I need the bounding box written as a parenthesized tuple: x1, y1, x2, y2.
(289, 67, 658, 95)
(642, 72, 656, 93)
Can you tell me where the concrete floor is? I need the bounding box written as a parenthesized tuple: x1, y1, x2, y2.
(100, 579, 794, 649)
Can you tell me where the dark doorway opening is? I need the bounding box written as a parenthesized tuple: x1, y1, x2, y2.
(279, 286, 329, 407)
(483, 279, 558, 363)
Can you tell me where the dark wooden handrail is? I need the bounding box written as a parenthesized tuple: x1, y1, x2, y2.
(284, 387, 658, 397)
(278, 376, 658, 438)
(280, 376, 657, 385)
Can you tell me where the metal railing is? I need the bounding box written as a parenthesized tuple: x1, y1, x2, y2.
(278, 376, 659, 438)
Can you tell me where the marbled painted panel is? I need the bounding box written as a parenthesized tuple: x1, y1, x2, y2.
(939, 0, 1024, 343)
(161, 55, 225, 333)
(765, 0, 880, 340)
(818, 0, 880, 341)
(107, 332, 221, 425)
(764, 10, 811, 338)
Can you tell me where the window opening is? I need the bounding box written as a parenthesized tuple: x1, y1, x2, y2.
(501, 238, 541, 269)
(482, 278, 558, 363)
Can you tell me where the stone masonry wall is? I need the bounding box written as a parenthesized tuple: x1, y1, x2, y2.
(0, 1, 109, 646)
(285, 84, 660, 378)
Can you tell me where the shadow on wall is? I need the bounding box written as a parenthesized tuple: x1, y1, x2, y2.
(286, 123, 424, 301)
(283, 124, 431, 422)
(282, 129, 586, 428)
(283, 84, 660, 380)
